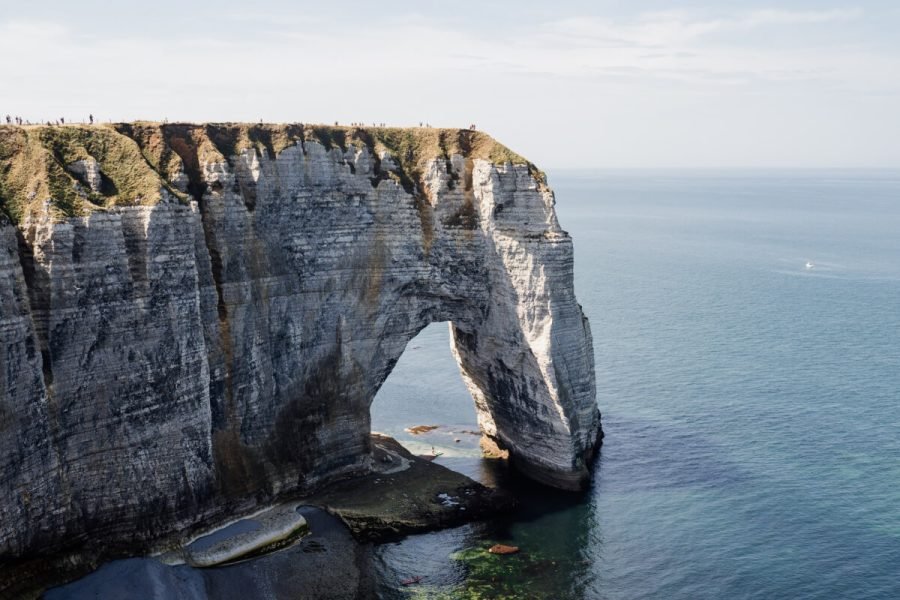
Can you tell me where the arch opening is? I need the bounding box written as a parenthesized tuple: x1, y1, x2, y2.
(370, 321, 484, 470)
(367, 310, 600, 491)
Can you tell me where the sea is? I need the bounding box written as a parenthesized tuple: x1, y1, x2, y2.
(47, 170, 900, 599)
(371, 170, 900, 599)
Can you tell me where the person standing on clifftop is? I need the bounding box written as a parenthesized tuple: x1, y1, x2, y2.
(89, 114, 94, 125)
(4, 115, 9, 124)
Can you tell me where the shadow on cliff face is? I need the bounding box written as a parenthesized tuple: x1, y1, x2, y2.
(210, 341, 370, 503)
(264, 344, 370, 486)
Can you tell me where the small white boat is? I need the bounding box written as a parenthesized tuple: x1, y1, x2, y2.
(805, 261, 814, 269)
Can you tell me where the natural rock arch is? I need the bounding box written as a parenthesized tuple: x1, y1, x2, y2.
(0, 124, 601, 559)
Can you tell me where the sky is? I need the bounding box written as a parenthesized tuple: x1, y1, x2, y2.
(1, 0, 899, 168)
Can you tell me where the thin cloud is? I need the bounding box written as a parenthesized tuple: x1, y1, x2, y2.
(220, 10, 326, 26)
(544, 7, 863, 49)
(741, 8, 863, 27)
(0, 8, 889, 91)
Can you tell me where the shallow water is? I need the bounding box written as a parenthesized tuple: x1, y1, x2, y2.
(371, 170, 900, 599)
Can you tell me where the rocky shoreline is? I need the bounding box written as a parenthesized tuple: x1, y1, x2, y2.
(1, 435, 515, 599)
(307, 435, 516, 542)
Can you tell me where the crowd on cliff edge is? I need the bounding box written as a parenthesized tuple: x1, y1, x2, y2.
(3, 116, 478, 130)
(4, 114, 95, 126)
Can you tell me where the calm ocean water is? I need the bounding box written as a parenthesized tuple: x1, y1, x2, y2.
(372, 170, 900, 599)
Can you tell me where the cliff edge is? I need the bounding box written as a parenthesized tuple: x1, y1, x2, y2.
(0, 123, 601, 559)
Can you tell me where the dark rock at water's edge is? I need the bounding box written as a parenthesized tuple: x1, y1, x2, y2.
(308, 435, 517, 542)
(43, 508, 377, 600)
(0, 123, 600, 571)
(5, 435, 515, 599)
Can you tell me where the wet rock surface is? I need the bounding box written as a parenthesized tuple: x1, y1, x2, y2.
(178, 503, 309, 567)
(307, 435, 516, 541)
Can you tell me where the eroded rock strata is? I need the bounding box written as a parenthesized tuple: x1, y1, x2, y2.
(0, 123, 600, 559)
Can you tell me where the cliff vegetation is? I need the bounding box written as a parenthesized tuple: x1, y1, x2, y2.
(0, 123, 541, 224)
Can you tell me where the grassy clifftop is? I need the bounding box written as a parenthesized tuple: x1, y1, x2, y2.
(0, 123, 540, 224)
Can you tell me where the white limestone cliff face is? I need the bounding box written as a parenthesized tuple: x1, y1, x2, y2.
(65, 158, 103, 194)
(0, 125, 600, 558)
(452, 161, 599, 488)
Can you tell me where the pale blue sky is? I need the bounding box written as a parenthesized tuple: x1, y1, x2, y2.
(2, 1, 899, 168)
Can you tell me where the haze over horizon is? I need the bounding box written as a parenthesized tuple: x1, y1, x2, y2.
(2, 0, 899, 169)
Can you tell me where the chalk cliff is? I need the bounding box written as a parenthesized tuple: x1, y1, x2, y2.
(0, 123, 600, 558)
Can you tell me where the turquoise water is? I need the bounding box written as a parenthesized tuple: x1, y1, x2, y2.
(372, 170, 900, 599)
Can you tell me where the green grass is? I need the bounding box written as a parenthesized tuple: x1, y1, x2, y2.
(0, 125, 189, 223)
(0, 122, 543, 225)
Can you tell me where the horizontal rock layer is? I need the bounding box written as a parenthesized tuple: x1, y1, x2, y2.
(0, 123, 600, 559)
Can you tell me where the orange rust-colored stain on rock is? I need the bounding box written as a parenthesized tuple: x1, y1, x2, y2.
(212, 428, 268, 499)
(480, 435, 510, 459)
(415, 196, 434, 256)
(363, 233, 388, 309)
(488, 544, 520, 555)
